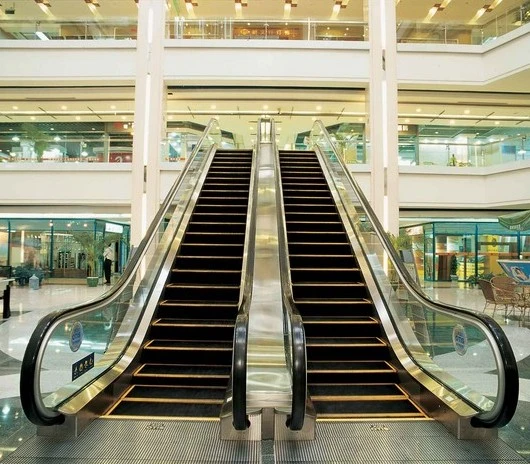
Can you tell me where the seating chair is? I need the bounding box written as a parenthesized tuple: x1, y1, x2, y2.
(490, 275, 518, 318)
(477, 279, 503, 315)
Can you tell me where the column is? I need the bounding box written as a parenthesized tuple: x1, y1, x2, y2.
(367, 0, 399, 234)
(131, 0, 167, 246)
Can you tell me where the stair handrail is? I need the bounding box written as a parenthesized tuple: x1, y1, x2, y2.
(273, 140, 309, 429)
(309, 120, 519, 428)
(230, 148, 259, 430)
(20, 119, 222, 427)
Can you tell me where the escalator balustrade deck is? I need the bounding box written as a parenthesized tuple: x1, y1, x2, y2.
(105, 149, 252, 420)
(279, 150, 427, 421)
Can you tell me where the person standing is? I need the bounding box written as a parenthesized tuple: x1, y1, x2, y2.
(103, 243, 115, 285)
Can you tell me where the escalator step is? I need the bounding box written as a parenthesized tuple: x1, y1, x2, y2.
(170, 269, 242, 285)
(308, 360, 398, 384)
(302, 316, 381, 337)
(183, 232, 245, 244)
(150, 318, 235, 340)
(306, 337, 389, 360)
(312, 399, 425, 418)
(288, 243, 352, 255)
(289, 254, 357, 268)
(135, 363, 230, 378)
(179, 244, 244, 257)
(309, 383, 406, 399)
(107, 400, 222, 418)
(286, 221, 344, 232)
(295, 298, 374, 316)
(163, 283, 240, 301)
(126, 385, 226, 401)
(156, 301, 238, 319)
(172, 256, 243, 270)
(287, 231, 345, 242)
(290, 268, 362, 283)
(142, 340, 233, 364)
(292, 282, 368, 299)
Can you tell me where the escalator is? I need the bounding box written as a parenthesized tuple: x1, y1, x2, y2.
(104, 149, 253, 420)
(279, 149, 426, 420)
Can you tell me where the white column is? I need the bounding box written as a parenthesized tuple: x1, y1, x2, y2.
(368, 0, 399, 234)
(131, 0, 167, 246)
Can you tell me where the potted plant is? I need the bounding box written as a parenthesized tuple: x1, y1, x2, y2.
(71, 231, 105, 286)
(71, 231, 121, 286)
(450, 255, 458, 282)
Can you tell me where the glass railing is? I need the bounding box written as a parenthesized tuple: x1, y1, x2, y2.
(0, 20, 138, 40)
(308, 120, 519, 428)
(19, 119, 222, 425)
(2, 2, 529, 45)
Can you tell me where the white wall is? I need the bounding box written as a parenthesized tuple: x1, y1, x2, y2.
(2, 162, 529, 212)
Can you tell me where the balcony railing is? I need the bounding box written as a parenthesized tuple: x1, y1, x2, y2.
(0, 2, 528, 44)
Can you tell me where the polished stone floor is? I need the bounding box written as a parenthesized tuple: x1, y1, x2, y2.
(0, 282, 529, 462)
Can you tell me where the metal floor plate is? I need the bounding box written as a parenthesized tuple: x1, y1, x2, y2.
(275, 421, 526, 463)
(3, 419, 261, 463)
(3, 419, 526, 463)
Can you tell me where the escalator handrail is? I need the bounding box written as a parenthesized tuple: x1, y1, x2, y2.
(311, 120, 519, 428)
(20, 119, 221, 427)
(273, 140, 308, 428)
(231, 145, 259, 430)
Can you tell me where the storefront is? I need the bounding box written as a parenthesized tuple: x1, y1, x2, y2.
(403, 221, 530, 283)
(0, 218, 130, 284)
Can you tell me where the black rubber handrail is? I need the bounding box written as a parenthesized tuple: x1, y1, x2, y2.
(20, 120, 221, 427)
(273, 143, 308, 431)
(311, 120, 519, 428)
(231, 144, 259, 430)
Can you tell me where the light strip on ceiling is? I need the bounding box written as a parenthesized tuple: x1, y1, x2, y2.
(470, 0, 503, 24)
(424, 0, 452, 22)
(34, 0, 52, 15)
(35, 30, 50, 40)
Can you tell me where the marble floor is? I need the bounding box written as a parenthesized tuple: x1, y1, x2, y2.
(0, 282, 529, 462)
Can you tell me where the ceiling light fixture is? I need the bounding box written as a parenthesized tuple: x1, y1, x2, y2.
(331, 0, 348, 20)
(284, 0, 297, 18)
(469, 0, 502, 24)
(424, 0, 451, 22)
(34, 0, 52, 14)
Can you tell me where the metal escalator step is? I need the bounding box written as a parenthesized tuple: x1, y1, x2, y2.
(150, 318, 235, 341)
(156, 301, 238, 320)
(179, 243, 244, 257)
(306, 337, 386, 348)
(196, 197, 249, 206)
(303, 316, 381, 337)
(186, 222, 246, 233)
(189, 213, 247, 223)
(125, 385, 226, 401)
(292, 282, 368, 299)
(312, 399, 425, 418)
(163, 283, 240, 301)
(290, 268, 362, 283)
(145, 339, 233, 350)
(284, 205, 337, 213)
(288, 243, 352, 256)
(170, 269, 242, 285)
(135, 363, 231, 378)
(172, 257, 243, 271)
(288, 255, 356, 267)
(294, 299, 374, 317)
(285, 222, 344, 232)
(308, 360, 395, 373)
(309, 383, 406, 400)
(141, 340, 233, 364)
(183, 232, 245, 244)
(107, 400, 222, 419)
(282, 196, 333, 205)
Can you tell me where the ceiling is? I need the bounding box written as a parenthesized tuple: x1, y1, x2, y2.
(0, 0, 526, 24)
(0, 0, 529, 147)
